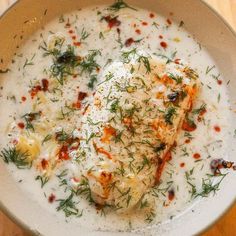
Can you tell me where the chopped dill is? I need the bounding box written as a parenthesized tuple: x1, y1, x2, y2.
(57, 192, 83, 217)
(108, 0, 137, 12)
(79, 27, 90, 42)
(137, 55, 151, 73)
(79, 50, 101, 75)
(21, 112, 40, 131)
(164, 107, 176, 125)
(35, 174, 49, 188)
(0, 147, 31, 169)
(87, 74, 97, 89)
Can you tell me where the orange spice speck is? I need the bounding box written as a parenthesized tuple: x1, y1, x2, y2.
(17, 122, 25, 129)
(185, 139, 191, 144)
(21, 96, 26, 102)
(180, 162, 185, 167)
(135, 29, 141, 34)
(159, 35, 163, 39)
(193, 153, 201, 159)
(160, 41, 168, 49)
(73, 42, 81, 47)
(174, 58, 180, 64)
(48, 193, 56, 203)
(142, 21, 148, 26)
(72, 35, 76, 40)
(168, 189, 175, 201)
(214, 125, 221, 132)
(217, 80, 222, 85)
(167, 18, 172, 25)
(149, 13, 155, 18)
(41, 158, 48, 170)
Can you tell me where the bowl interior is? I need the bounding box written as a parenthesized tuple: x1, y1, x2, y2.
(0, 0, 236, 235)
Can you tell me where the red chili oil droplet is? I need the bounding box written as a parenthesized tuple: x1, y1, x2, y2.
(185, 139, 191, 144)
(30, 85, 42, 99)
(182, 119, 197, 132)
(159, 35, 163, 39)
(68, 30, 74, 34)
(167, 18, 172, 25)
(41, 158, 48, 170)
(103, 15, 121, 28)
(199, 108, 207, 116)
(72, 101, 81, 109)
(168, 189, 175, 201)
(135, 29, 141, 34)
(48, 193, 56, 203)
(174, 58, 180, 64)
(21, 96, 26, 102)
(142, 21, 148, 26)
(180, 162, 185, 167)
(42, 79, 49, 91)
(58, 145, 70, 160)
(149, 13, 155, 18)
(72, 35, 76, 40)
(214, 125, 221, 132)
(217, 80, 222, 85)
(125, 38, 135, 47)
(160, 41, 168, 49)
(73, 42, 81, 47)
(78, 91, 88, 101)
(193, 153, 201, 159)
(17, 122, 25, 129)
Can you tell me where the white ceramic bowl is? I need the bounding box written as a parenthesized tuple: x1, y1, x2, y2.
(0, 1, 236, 235)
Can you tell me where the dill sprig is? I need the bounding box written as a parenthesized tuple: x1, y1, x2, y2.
(79, 28, 90, 42)
(50, 45, 79, 85)
(57, 192, 83, 217)
(164, 107, 176, 125)
(23, 54, 36, 69)
(137, 55, 151, 73)
(192, 103, 206, 115)
(21, 112, 40, 131)
(35, 174, 49, 188)
(79, 50, 101, 75)
(108, 0, 137, 12)
(193, 174, 227, 198)
(145, 210, 156, 223)
(75, 178, 94, 203)
(87, 74, 97, 89)
(167, 73, 183, 84)
(121, 48, 137, 63)
(0, 147, 31, 169)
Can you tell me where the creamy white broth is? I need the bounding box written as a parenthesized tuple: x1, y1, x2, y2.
(0, 2, 233, 232)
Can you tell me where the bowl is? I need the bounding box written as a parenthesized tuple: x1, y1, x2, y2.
(0, 0, 236, 235)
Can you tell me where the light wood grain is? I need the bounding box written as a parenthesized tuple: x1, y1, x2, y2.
(0, 0, 236, 236)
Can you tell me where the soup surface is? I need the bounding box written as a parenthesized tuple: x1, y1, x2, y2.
(0, 1, 234, 232)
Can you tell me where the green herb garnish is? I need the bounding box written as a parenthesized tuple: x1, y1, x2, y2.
(0, 147, 31, 169)
(164, 107, 176, 125)
(57, 192, 83, 217)
(108, 0, 137, 12)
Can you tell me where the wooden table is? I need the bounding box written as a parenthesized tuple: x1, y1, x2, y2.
(0, 0, 236, 235)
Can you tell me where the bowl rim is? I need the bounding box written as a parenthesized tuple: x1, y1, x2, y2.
(0, 0, 236, 235)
